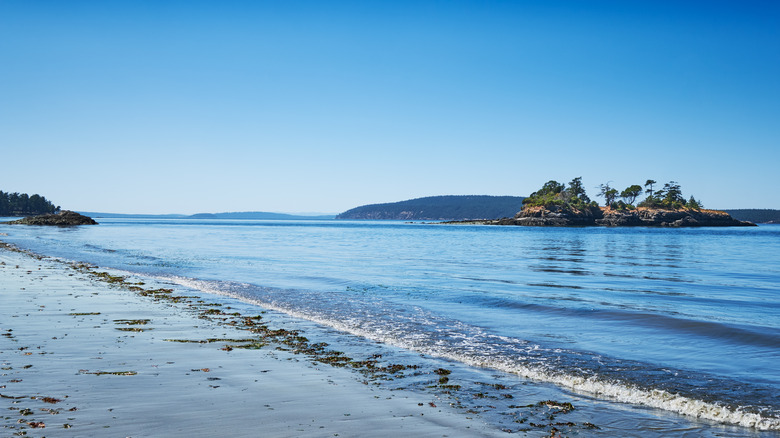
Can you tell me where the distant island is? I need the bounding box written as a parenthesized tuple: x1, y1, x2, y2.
(4, 187, 775, 226)
(458, 178, 755, 227)
(336, 195, 526, 220)
(723, 209, 780, 224)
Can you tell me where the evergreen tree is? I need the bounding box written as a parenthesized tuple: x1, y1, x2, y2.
(564, 176, 590, 206)
(0, 191, 8, 215)
(660, 181, 685, 209)
(620, 185, 643, 206)
(644, 179, 656, 197)
(0, 191, 59, 216)
(598, 183, 618, 207)
(522, 177, 595, 210)
(686, 196, 702, 210)
(643, 179, 658, 206)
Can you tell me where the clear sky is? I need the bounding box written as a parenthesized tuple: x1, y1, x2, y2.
(1, 0, 778, 214)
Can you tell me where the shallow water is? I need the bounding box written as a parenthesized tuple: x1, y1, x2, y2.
(2, 218, 778, 434)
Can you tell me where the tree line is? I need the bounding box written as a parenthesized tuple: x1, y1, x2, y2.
(523, 177, 703, 211)
(0, 191, 60, 216)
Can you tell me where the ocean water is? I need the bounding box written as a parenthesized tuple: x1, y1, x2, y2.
(2, 218, 779, 436)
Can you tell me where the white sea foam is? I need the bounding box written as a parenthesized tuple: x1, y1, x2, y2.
(166, 275, 780, 431)
(489, 360, 778, 431)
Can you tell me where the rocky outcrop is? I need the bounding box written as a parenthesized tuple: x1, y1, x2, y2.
(4, 210, 98, 226)
(490, 206, 755, 227)
(495, 205, 602, 226)
(596, 208, 754, 227)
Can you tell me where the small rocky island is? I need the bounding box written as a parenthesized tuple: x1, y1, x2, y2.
(466, 178, 755, 227)
(4, 210, 98, 226)
(495, 205, 753, 227)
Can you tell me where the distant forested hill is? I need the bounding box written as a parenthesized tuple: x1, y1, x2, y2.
(336, 196, 526, 220)
(723, 209, 780, 224)
(0, 190, 59, 216)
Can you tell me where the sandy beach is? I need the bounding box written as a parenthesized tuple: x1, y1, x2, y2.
(1, 244, 505, 437)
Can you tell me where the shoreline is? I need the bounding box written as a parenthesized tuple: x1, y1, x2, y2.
(0, 243, 505, 437)
(3, 239, 777, 437)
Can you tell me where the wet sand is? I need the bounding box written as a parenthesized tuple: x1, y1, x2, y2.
(1, 246, 503, 437)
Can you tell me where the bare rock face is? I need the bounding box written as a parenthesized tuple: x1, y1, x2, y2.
(596, 208, 755, 227)
(499, 205, 602, 226)
(4, 210, 98, 226)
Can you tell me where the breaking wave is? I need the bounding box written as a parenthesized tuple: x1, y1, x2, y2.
(167, 275, 780, 431)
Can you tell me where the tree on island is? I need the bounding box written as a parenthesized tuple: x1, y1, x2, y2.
(644, 180, 657, 199)
(563, 176, 590, 205)
(636, 181, 702, 210)
(620, 185, 643, 205)
(686, 196, 703, 210)
(597, 183, 619, 207)
(522, 177, 596, 211)
(661, 181, 684, 208)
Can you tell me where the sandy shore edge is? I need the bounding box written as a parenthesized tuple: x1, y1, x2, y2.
(1, 244, 503, 437)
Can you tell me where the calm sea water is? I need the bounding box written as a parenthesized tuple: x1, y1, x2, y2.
(2, 218, 779, 435)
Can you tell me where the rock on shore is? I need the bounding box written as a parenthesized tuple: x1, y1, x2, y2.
(492, 206, 755, 227)
(4, 210, 98, 226)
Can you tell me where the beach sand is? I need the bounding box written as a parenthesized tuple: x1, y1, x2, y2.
(1, 245, 504, 437)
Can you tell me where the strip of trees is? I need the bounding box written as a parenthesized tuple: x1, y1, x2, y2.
(0, 191, 60, 216)
(523, 178, 703, 211)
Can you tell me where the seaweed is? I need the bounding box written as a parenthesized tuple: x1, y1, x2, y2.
(92, 272, 126, 283)
(82, 371, 137, 376)
(113, 319, 150, 325)
(49, 256, 606, 434)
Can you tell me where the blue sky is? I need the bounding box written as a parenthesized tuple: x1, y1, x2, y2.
(1, 1, 778, 214)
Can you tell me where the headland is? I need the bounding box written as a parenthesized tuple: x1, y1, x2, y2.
(3, 210, 98, 226)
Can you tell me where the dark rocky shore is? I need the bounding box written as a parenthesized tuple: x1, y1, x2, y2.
(3, 210, 98, 226)
(451, 206, 756, 227)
